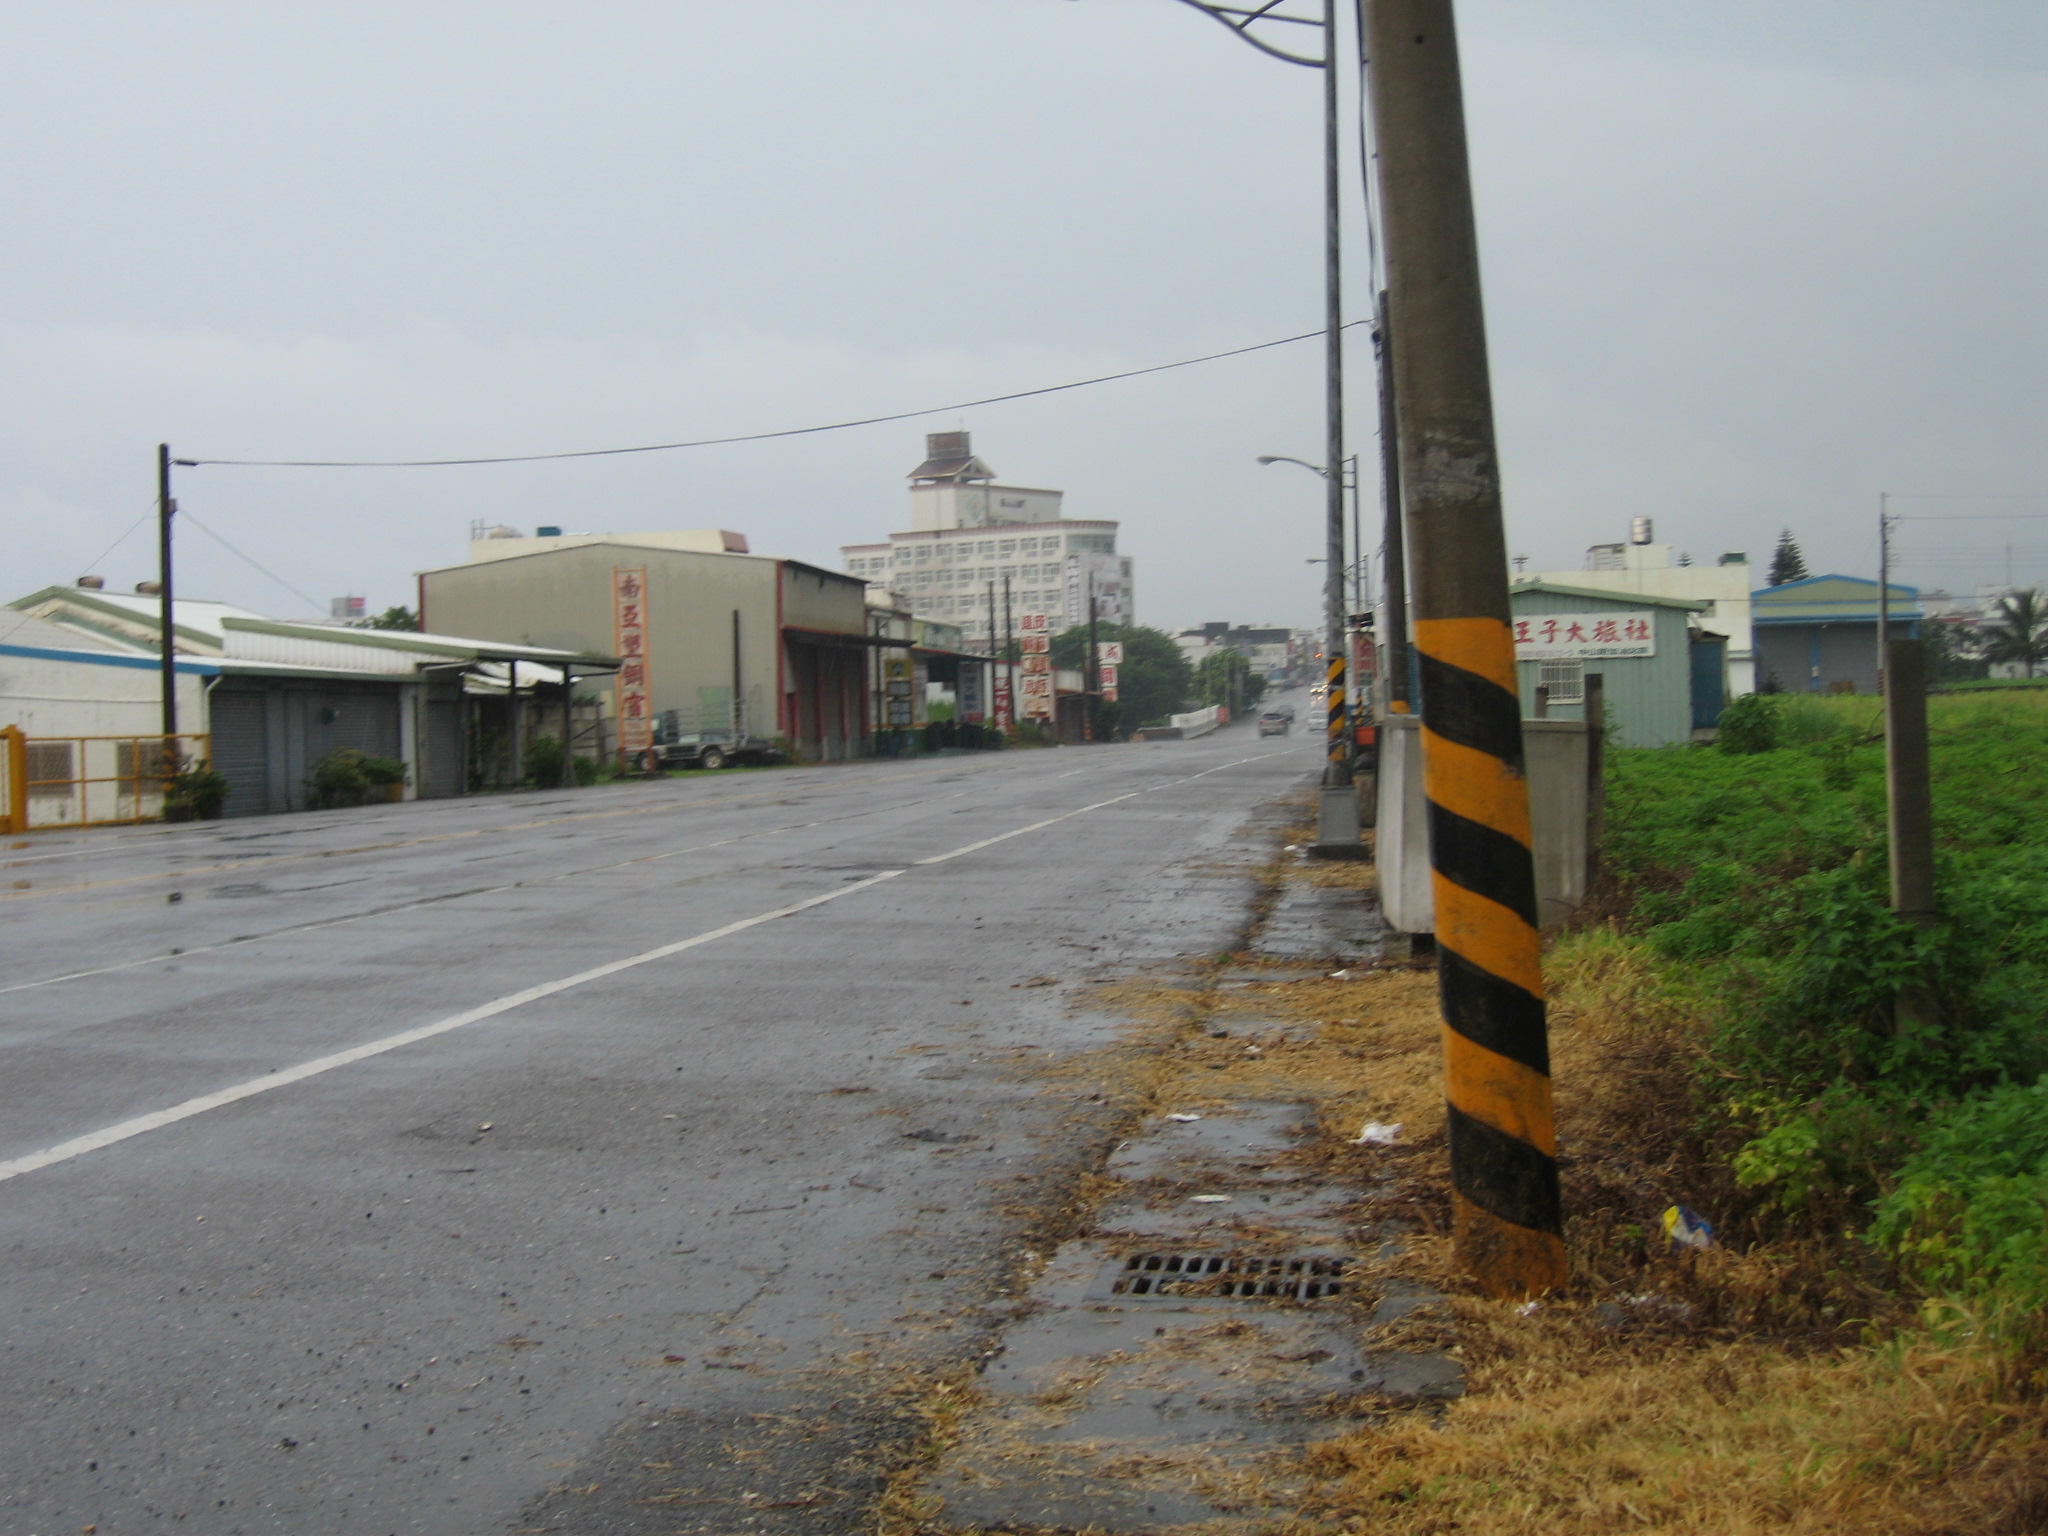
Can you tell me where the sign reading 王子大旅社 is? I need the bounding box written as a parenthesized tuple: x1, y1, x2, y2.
(1513, 611, 1656, 661)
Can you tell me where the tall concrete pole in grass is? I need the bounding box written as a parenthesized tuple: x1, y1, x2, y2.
(1363, 0, 1564, 1297)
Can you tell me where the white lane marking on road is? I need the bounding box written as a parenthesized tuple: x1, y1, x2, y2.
(0, 786, 976, 998)
(0, 825, 775, 998)
(0, 748, 1301, 1179)
(0, 869, 904, 1185)
(911, 793, 1141, 865)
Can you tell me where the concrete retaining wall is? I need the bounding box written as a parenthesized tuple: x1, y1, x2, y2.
(1376, 715, 1589, 934)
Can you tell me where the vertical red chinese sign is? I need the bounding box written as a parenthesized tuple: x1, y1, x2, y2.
(612, 566, 652, 762)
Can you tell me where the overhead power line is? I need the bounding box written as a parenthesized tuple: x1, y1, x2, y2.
(186, 322, 1370, 471)
(179, 512, 327, 615)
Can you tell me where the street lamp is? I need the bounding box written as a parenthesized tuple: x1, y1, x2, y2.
(1259, 453, 1368, 637)
(1177, 0, 1351, 800)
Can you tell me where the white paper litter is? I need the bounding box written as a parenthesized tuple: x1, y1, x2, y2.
(1349, 1121, 1402, 1145)
(1189, 1194, 1233, 1204)
(1166, 1113, 1203, 1123)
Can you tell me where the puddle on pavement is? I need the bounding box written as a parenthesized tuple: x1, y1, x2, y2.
(918, 843, 1454, 1534)
(1105, 1101, 1310, 1182)
(1250, 883, 1384, 963)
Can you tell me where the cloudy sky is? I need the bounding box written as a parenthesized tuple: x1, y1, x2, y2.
(2, 0, 2044, 631)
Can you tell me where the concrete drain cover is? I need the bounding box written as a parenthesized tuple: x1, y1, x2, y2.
(1091, 1251, 1349, 1303)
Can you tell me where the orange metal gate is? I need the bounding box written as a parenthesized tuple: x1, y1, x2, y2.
(0, 727, 213, 833)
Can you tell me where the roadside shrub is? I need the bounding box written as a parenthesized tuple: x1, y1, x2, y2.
(1872, 1078, 2048, 1346)
(1597, 695, 2048, 1306)
(523, 734, 566, 787)
(162, 758, 231, 821)
(307, 749, 407, 809)
(1715, 692, 1779, 754)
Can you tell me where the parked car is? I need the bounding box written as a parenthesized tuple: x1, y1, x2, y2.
(1257, 711, 1292, 737)
(652, 726, 785, 771)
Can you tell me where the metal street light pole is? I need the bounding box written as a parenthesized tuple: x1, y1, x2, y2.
(1174, 0, 1353, 822)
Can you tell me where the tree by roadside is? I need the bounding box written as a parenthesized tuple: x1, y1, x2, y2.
(356, 605, 419, 631)
(1978, 589, 2048, 678)
(1767, 530, 1809, 586)
(1050, 623, 1191, 733)
(1192, 649, 1265, 714)
(1919, 616, 1990, 683)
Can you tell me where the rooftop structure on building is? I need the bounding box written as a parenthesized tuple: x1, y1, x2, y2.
(1526, 518, 1759, 696)
(1174, 623, 1298, 682)
(841, 433, 1134, 651)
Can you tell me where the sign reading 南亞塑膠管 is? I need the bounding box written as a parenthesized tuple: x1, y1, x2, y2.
(612, 566, 653, 753)
(1513, 612, 1656, 661)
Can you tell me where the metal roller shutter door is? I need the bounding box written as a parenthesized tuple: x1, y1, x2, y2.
(209, 691, 270, 817)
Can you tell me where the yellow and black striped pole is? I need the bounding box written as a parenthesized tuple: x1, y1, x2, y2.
(1365, 0, 1565, 1296)
(1325, 652, 1347, 771)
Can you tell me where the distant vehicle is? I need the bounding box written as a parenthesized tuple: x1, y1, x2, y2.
(651, 720, 785, 771)
(1270, 703, 1298, 721)
(1257, 711, 1291, 737)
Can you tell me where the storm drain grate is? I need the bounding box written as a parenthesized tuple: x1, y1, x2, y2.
(1097, 1252, 1350, 1302)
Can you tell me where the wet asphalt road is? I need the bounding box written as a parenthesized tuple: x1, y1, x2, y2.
(0, 714, 1316, 1535)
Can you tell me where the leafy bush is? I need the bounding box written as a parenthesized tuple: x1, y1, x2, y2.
(523, 734, 567, 787)
(1599, 693, 2048, 1323)
(1715, 692, 1779, 754)
(1872, 1079, 2048, 1344)
(307, 749, 407, 809)
(162, 758, 230, 821)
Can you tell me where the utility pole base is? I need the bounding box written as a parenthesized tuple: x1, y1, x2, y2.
(1312, 784, 1366, 859)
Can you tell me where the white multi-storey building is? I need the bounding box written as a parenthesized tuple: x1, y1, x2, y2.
(841, 433, 1134, 650)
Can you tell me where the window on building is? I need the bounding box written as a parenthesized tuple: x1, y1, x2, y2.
(999, 540, 1016, 556)
(1538, 659, 1584, 705)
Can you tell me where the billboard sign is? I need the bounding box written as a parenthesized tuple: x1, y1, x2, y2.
(1018, 614, 1053, 717)
(1513, 611, 1655, 660)
(612, 566, 652, 754)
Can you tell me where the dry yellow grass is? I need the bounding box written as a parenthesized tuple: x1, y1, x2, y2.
(1136, 886, 2048, 1533)
(1285, 1327, 2048, 1535)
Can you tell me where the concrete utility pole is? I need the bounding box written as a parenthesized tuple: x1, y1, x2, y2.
(1085, 571, 1100, 742)
(1375, 290, 1412, 714)
(1002, 575, 1015, 731)
(1584, 671, 1606, 889)
(157, 445, 178, 740)
(1885, 638, 1939, 1035)
(1364, 0, 1564, 1297)
(1318, 0, 1350, 795)
(1877, 493, 1893, 693)
(1885, 639, 1936, 924)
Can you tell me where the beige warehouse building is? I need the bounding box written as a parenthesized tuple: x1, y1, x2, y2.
(418, 532, 873, 762)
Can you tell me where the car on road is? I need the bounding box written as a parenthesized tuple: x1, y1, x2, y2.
(1269, 702, 1297, 721)
(1257, 711, 1292, 736)
(652, 724, 786, 771)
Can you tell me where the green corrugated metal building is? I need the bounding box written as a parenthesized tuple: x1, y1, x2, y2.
(1508, 581, 1718, 747)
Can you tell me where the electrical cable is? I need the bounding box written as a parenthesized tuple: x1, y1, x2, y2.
(176, 512, 328, 616)
(0, 504, 157, 649)
(185, 322, 1370, 470)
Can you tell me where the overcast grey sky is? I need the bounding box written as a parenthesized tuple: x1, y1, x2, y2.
(3, 1, 2045, 630)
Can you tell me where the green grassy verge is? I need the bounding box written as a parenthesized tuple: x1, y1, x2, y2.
(1593, 690, 2048, 1351)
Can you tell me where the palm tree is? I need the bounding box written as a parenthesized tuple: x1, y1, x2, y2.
(1979, 589, 2048, 678)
